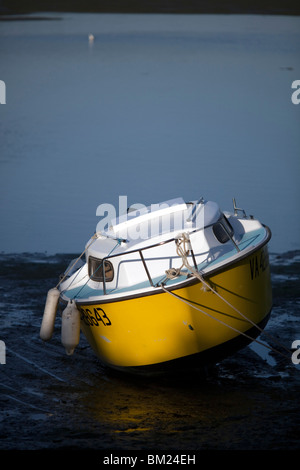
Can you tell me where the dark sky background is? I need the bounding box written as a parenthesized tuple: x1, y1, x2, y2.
(0, 0, 300, 16)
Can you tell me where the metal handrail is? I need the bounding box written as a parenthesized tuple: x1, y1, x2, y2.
(100, 219, 240, 294)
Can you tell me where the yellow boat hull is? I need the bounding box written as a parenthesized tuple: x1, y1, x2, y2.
(77, 245, 272, 374)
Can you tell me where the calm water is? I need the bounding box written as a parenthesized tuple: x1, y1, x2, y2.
(0, 13, 300, 254)
(0, 14, 300, 454)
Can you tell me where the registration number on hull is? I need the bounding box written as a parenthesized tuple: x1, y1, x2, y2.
(249, 247, 269, 280)
(79, 306, 112, 327)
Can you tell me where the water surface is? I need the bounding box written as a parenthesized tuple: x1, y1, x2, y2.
(0, 13, 299, 254)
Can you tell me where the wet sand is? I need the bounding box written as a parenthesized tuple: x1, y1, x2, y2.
(0, 253, 299, 454)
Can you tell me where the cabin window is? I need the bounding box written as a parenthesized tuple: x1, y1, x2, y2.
(88, 256, 114, 282)
(213, 216, 234, 244)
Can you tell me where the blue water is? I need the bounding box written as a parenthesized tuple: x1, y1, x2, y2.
(0, 13, 300, 255)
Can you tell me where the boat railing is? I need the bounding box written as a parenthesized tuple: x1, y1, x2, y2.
(100, 220, 240, 295)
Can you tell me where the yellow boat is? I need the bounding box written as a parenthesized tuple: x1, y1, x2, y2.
(40, 197, 272, 375)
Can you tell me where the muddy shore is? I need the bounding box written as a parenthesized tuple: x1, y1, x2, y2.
(0, 252, 299, 454)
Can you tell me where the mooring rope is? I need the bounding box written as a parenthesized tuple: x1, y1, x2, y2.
(160, 285, 290, 361)
(161, 285, 290, 359)
(161, 232, 291, 361)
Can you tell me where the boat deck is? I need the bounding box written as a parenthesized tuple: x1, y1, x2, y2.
(62, 227, 268, 302)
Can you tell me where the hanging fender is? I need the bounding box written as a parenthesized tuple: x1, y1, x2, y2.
(61, 300, 81, 355)
(40, 287, 60, 341)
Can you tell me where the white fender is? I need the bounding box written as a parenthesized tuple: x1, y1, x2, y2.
(61, 300, 80, 355)
(40, 287, 60, 341)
